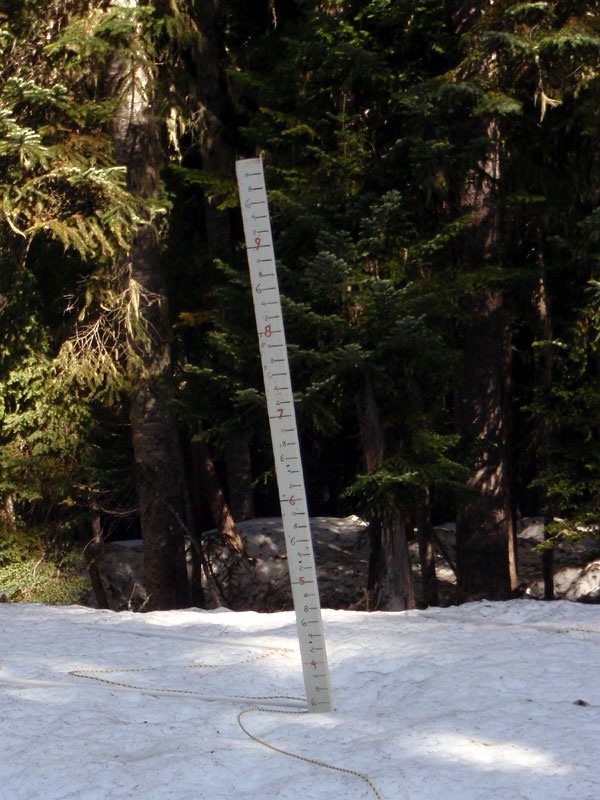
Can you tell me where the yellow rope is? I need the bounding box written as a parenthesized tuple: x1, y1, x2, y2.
(238, 707, 382, 799)
(69, 649, 383, 800)
(68, 620, 600, 800)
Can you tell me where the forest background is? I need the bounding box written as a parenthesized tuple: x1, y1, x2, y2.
(1, 0, 600, 613)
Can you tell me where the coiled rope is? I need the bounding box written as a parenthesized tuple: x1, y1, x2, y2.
(69, 649, 382, 800)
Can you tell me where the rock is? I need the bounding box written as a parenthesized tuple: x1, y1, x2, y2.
(85, 515, 600, 611)
(85, 540, 146, 611)
(517, 518, 545, 543)
(202, 516, 370, 611)
(562, 560, 600, 602)
(526, 560, 600, 603)
(88, 517, 370, 612)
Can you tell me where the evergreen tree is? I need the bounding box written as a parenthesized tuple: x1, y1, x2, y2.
(0, 0, 145, 594)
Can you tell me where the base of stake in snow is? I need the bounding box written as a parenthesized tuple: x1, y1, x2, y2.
(236, 157, 333, 714)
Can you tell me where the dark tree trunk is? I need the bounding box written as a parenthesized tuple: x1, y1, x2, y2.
(358, 377, 415, 611)
(225, 433, 255, 522)
(179, 482, 205, 607)
(80, 515, 109, 610)
(532, 245, 555, 600)
(452, 117, 518, 601)
(130, 376, 190, 610)
(194, 7, 256, 523)
(195, 3, 236, 259)
(455, 287, 517, 601)
(542, 528, 555, 601)
(416, 488, 439, 608)
(444, 0, 517, 602)
(109, 0, 189, 611)
(192, 430, 245, 555)
(368, 509, 414, 610)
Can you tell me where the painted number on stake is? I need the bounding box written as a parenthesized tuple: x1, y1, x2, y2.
(255, 236, 261, 249)
(264, 325, 272, 337)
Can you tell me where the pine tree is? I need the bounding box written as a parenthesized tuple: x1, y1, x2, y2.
(0, 0, 150, 600)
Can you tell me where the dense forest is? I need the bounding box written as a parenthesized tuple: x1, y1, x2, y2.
(1, 0, 600, 612)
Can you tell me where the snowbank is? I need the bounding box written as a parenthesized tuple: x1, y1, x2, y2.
(1, 599, 600, 799)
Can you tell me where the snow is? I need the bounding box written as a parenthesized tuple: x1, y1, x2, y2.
(1, 599, 600, 800)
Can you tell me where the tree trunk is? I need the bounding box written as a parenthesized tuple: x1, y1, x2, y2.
(358, 377, 415, 611)
(452, 114, 518, 601)
(109, 0, 189, 610)
(192, 429, 245, 555)
(225, 433, 255, 522)
(82, 515, 109, 610)
(179, 480, 206, 607)
(0, 495, 17, 533)
(416, 488, 439, 608)
(532, 245, 555, 600)
(194, 6, 256, 524)
(368, 509, 415, 610)
(455, 287, 517, 601)
(445, 0, 517, 602)
(195, 2, 236, 259)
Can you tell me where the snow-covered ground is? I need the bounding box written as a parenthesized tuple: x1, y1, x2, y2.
(1, 599, 599, 800)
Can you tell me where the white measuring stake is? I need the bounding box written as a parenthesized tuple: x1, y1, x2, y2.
(236, 157, 333, 713)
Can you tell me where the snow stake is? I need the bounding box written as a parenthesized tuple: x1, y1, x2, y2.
(236, 157, 333, 712)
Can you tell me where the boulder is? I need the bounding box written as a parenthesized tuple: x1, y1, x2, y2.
(88, 516, 370, 612)
(84, 540, 145, 611)
(201, 516, 370, 611)
(85, 515, 600, 610)
(526, 560, 600, 603)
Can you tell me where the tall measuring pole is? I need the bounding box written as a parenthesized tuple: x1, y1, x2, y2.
(236, 158, 333, 713)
